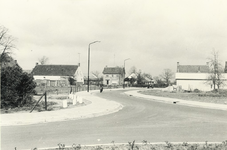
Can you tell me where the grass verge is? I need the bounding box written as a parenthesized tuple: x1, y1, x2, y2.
(29, 140, 227, 150)
(139, 89, 227, 104)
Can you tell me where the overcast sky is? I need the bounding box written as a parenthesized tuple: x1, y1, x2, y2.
(1, 0, 227, 76)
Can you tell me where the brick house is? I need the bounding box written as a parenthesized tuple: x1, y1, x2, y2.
(102, 66, 125, 86)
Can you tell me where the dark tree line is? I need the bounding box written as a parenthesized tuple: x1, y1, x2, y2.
(1, 26, 36, 109)
(1, 65, 36, 108)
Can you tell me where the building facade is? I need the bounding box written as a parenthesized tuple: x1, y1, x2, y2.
(176, 62, 227, 91)
(102, 66, 125, 86)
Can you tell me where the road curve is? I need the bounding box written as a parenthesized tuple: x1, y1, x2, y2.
(2, 89, 227, 150)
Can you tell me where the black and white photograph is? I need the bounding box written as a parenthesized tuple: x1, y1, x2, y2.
(1, 0, 227, 149)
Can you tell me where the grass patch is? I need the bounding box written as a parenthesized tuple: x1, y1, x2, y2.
(48, 96, 69, 100)
(0, 100, 58, 114)
(29, 140, 227, 150)
(1, 93, 91, 114)
(139, 89, 227, 104)
(198, 89, 227, 97)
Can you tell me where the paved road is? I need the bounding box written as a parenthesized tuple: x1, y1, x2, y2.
(2, 89, 227, 150)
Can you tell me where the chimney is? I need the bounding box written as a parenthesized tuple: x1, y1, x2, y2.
(206, 62, 209, 66)
(78, 63, 80, 67)
(177, 62, 180, 72)
(36, 62, 38, 66)
(15, 60, 17, 64)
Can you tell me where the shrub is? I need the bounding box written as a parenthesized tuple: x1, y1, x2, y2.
(132, 84, 148, 87)
(193, 89, 201, 93)
(198, 93, 222, 97)
(1, 66, 36, 108)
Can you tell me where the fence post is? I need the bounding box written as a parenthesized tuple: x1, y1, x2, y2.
(45, 92, 47, 110)
(30, 92, 45, 113)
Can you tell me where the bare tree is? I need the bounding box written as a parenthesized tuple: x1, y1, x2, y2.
(38, 56, 49, 65)
(92, 70, 103, 85)
(153, 76, 165, 87)
(160, 69, 174, 86)
(143, 73, 153, 80)
(136, 69, 144, 84)
(0, 26, 16, 62)
(128, 66, 137, 75)
(207, 50, 225, 91)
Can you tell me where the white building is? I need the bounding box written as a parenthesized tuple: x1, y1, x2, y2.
(176, 62, 227, 91)
(102, 66, 125, 86)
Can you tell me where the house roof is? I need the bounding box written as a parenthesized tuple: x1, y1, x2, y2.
(143, 77, 153, 82)
(125, 73, 137, 79)
(103, 67, 125, 74)
(178, 65, 209, 73)
(32, 65, 78, 76)
(83, 73, 99, 80)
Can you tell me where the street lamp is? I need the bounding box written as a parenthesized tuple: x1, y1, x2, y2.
(78, 53, 80, 64)
(87, 41, 100, 92)
(123, 58, 130, 88)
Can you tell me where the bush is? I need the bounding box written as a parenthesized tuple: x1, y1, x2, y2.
(198, 93, 222, 97)
(1, 66, 36, 108)
(132, 84, 148, 87)
(193, 89, 201, 93)
(198, 89, 227, 97)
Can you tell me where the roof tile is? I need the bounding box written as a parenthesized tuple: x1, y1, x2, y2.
(178, 65, 209, 73)
(32, 65, 78, 76)
(103, 67, 124, 74)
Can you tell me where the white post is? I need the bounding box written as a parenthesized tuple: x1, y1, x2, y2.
(77, 96, 83, 104)
(73, 95, 77, 105)
(63, 100, 68, 108)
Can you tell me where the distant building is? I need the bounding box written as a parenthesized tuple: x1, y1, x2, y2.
(124, 73, 137, 85)
(31, 63, 83, 87)
(143, 77, 155, 85)
(102, 66, 125, 86)
(83, 73, 100, 85)
(175, 62, 227, 91)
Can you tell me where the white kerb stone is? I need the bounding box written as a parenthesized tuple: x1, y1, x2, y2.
(77, 96, 83, 103)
